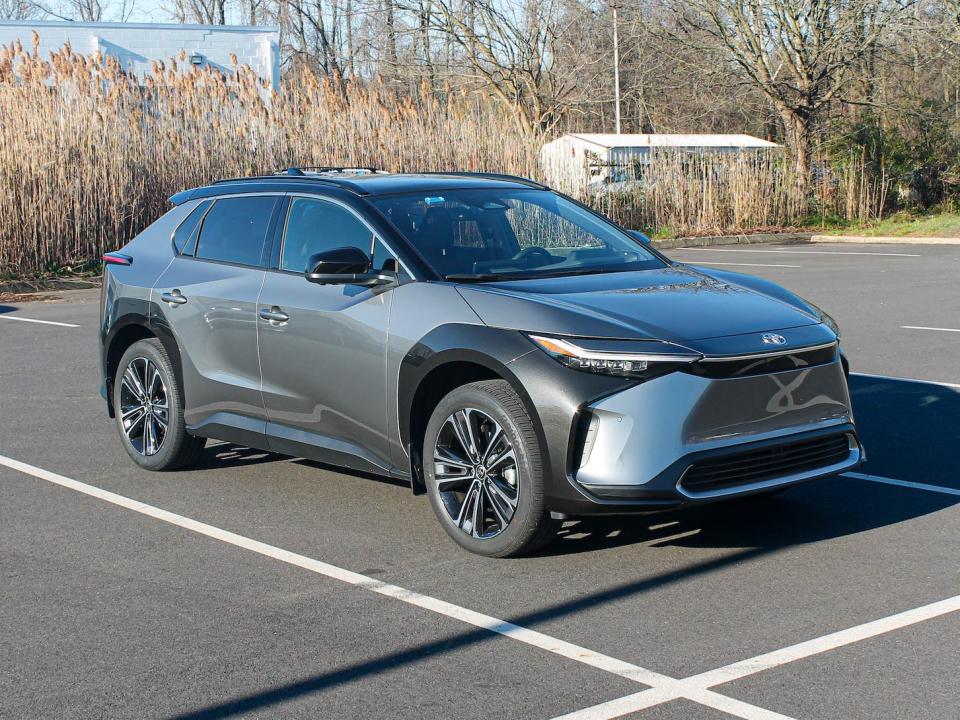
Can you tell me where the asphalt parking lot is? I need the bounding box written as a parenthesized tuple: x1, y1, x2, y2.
(1, 241, 958, 720)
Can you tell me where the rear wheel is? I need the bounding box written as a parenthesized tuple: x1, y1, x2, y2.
(113, 338, 205, 471)
(424, 380, 557, 557)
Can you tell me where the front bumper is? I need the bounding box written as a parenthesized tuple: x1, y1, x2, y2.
(578, 425, 860, 502)
(530, 356, 861, 514)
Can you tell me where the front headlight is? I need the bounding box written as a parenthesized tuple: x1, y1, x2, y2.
(807, 301, 841, 338)
(528, 334, 701, 380)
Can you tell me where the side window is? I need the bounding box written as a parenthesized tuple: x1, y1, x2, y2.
(195, 196, 278, 267)
(372, 239, 401, 274)
(281, 198, 373, 273)
(173, 199, 211, 255)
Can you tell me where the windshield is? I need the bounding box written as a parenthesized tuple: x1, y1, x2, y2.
(370, 189, 665, 280)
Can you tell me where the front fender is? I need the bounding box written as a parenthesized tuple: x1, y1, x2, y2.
(398, 323, 634, 502)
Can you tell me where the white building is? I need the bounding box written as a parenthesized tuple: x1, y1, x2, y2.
(541, 133, 780, 192)
(0, 20, 280, 90)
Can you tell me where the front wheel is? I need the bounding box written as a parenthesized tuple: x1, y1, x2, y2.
(423, 380, 557, 557)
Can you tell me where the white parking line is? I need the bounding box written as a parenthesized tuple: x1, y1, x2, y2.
(0, 315, 80, 328)
(6, 453, 957, 720)
(902, 325, 960, 333)
(552, 594, 960, 720)
(0, 453, 665, 685)
(0, 452, 790, 720)
(843, 471, 960, 497)
(686, 261, 802, 269)
(673, 248, 920, 257)
(851, 372, 960, 390)
(686, 594, 960, 688)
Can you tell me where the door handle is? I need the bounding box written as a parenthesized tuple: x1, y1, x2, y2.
(259, 307, 289, 323)
(161, 290, 187, 305)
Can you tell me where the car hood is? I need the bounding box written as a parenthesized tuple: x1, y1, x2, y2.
(455, 264, 823, 347)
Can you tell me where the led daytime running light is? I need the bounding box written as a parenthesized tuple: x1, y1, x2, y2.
(528, 335, 700, 378)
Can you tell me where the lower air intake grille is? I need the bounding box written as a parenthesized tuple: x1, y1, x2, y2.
(680, 433, 851, 494)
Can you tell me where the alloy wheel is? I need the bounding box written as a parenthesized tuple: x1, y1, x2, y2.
(119, 356, 169, 456)
(433, 407, 519, 539)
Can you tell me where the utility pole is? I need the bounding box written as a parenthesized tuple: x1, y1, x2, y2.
(611, 1, 622, 134)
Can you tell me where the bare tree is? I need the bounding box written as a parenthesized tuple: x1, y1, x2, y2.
(672, 0, 914, 190)
(423, 0, 586, 133)
(1, 0, 38, 18)
(32, 0, 106, 20)
(162, 0, 227, 23)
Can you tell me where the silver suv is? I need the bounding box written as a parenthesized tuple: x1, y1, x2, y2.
(99, 169, 862, 556)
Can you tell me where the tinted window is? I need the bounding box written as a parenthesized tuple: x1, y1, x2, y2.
(195, 196, 277, 267)
(281, 198, 373, 273)
(372, 239, 399, 273)
(173, 200, 211, 255)
(371, 189, 663, 279)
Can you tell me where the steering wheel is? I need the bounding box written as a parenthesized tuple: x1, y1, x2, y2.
(513, 246, 554, 267)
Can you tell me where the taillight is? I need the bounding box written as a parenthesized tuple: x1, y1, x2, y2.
(102, 252, 133, 266)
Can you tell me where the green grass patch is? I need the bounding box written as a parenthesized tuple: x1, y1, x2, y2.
(820, 210, 960, 238)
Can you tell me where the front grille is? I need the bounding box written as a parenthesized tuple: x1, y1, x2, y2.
(685, 344, 838, 379)
(679, 433, 851, 494)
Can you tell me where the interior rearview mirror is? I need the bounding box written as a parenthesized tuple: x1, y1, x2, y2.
(305, 246, 396, 287)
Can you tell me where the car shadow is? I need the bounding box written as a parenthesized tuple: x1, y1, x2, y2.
(538, 373, 959, 556)
(191, 442, 282, 470)
(166, 375, 958, 719)
(187, 440, 411, 489)
(293, 458, 411, 489)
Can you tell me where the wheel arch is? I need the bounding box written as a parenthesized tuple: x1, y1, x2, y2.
(398, 325, 549, 494)
(104, 314, 185, 417)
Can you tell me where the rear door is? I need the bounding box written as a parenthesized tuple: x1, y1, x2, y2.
(153, 194, 282, 446)
(257, 194, 404, 474)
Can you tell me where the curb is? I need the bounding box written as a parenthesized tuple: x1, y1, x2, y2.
(810, 234, 960, 245)
(0, 277, 100, 294)
(653, 233, 812, 250)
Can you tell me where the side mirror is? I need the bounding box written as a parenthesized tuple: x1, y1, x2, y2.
(628, 230, 652, 245)
(305, 246, 395, 287)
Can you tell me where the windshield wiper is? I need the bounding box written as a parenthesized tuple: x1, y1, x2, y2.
(444, 272, 525, 282)
(521, 266, 638, 279)
(445, 266, 637, 283)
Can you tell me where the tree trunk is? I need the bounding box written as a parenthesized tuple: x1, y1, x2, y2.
(782, 107, 813, 203)
(385, 0, 398, 77)
(419, 0, 434, 91)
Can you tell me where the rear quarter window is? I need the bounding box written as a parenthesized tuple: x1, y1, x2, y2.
(173, 200, 212, 255)
(195, 196, 278, 267)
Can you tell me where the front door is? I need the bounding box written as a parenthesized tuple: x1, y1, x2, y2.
(257, 195, 400, 474)
(153, 194, 281, 447)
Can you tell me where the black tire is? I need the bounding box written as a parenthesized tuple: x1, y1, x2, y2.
(423, 380, 558, 557)
(113, 338, 205, 471)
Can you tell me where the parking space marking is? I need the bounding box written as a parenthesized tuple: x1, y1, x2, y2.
(552, 687, 796, 720)
(0, 315, 80, 328)
(901, 325, 960, 333)
(686, 594, 960, 689)
(0, 453, 667, 687)
(673, 248, 920, 257)
(685, 261, 802, 269)
(1, 452, 798, 720)
(850, 372, 960, 389)
(552, 594, 960, 720)
(843, 471, 960, 497)
(7, 446, 956, 720)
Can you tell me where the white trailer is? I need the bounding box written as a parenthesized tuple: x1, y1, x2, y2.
(0, 20, 280, 90)
(541, 133, 780, 193)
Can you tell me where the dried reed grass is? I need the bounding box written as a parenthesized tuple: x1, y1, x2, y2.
(0, 38, 884, 276)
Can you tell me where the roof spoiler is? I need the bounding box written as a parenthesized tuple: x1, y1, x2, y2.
(169, 189, 195, 205)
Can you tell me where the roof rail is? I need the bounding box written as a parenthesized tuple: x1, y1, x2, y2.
(210, 173, 369, 195)
(281, 166, 385, 176)
(417, 171, 549, 190)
